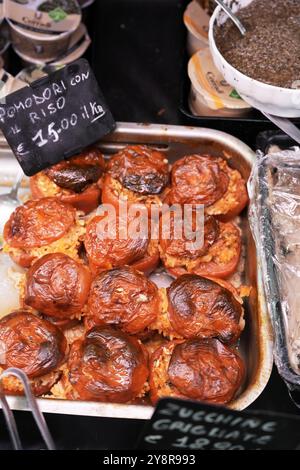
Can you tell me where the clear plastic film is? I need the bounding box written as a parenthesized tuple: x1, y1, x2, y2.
(248, 147, 300, 391)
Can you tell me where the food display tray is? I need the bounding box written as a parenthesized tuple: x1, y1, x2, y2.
(0, 122, 273, 418)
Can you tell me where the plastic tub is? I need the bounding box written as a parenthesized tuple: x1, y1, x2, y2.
(5, 0, 82, 61)
(13, 22, 90, 65)
(8, 19, 74, 61)
(183, 1, 209, 56)
(188, 47, 251, 116)
(4, 0, 81, 34)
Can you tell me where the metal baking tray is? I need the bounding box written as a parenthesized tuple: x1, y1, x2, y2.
(0, 122, 273, 418)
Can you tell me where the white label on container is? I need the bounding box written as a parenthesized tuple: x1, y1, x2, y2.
(4, 0, 81, 34)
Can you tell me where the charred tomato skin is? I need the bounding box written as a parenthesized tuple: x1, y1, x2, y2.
(168, 339, 244, 403)
(164, 222, 241, 280)
(149, 339, 244, 405)
(84, 213, 153, 275)
(30, 147, 106, 213)
(67, 326, 149, 402)
(167, 274, 244, 343)
(0, 310, 67, 379)
(45, 147, 106, 193)
(4, 197, 76, 249)
(25, 253, 91, 319)
(106, 145, 169, 195)
(159, 211, 220, 260)
(170, 154, 229, 206)
(87, 267, 160, 334)
(168, 154, 248, 221)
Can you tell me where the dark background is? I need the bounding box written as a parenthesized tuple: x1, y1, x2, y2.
(0, 0, 298, 450)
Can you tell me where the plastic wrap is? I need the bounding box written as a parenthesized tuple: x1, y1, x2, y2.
(249, 148, 300, 391)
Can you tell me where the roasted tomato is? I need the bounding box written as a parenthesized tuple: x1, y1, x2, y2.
(45, 148, 105, 193)
(25, 253, 91, 319)
(84, 211, 159, 275)
(67, 326, 149, 402)
(206, 166, 249, 221)
(4, 198, 76, 249)
(160, 208, 219, 260)
(170, 155, 229, 206)
(191, 222, 241, 279)
(30, 147, 106, 214)
(168, 154, 248, 220)
(149, 339, 244, 405)
(3, 197, 79, 268)
(102, 145, 169, 212)
(86, 267, 160, 334)
(160, 209, 241, 279)
(166, 275, 244, 343)
(107, 145, 169, 194)
(0, 310, 67, 395)
(149, 275, 244, 342)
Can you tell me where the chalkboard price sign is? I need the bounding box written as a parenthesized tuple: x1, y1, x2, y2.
(0, 59, 116, 176)
(137, 398, 300, 450)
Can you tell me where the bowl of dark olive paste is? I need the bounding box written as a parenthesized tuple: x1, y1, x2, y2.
(209, 0, 300, 117)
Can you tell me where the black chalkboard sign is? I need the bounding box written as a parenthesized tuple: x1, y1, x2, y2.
(137, 398, 300, 450)
(0, 59, 116, 176)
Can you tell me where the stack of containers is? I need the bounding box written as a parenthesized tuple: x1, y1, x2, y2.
(184, 0, 252, 117)
(0, 0, 93, 69)
(184, 0, 210, 56)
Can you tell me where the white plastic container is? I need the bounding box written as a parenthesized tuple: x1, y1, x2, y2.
(209, 0, 300, 117)
(183, 1, 209, 56)
(4, 0, 81, 34)
(188, 47, 251, 116)
(5, 0, 82, 62)
(13, 22, 90, 65)
(8, 20, 74, 61)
